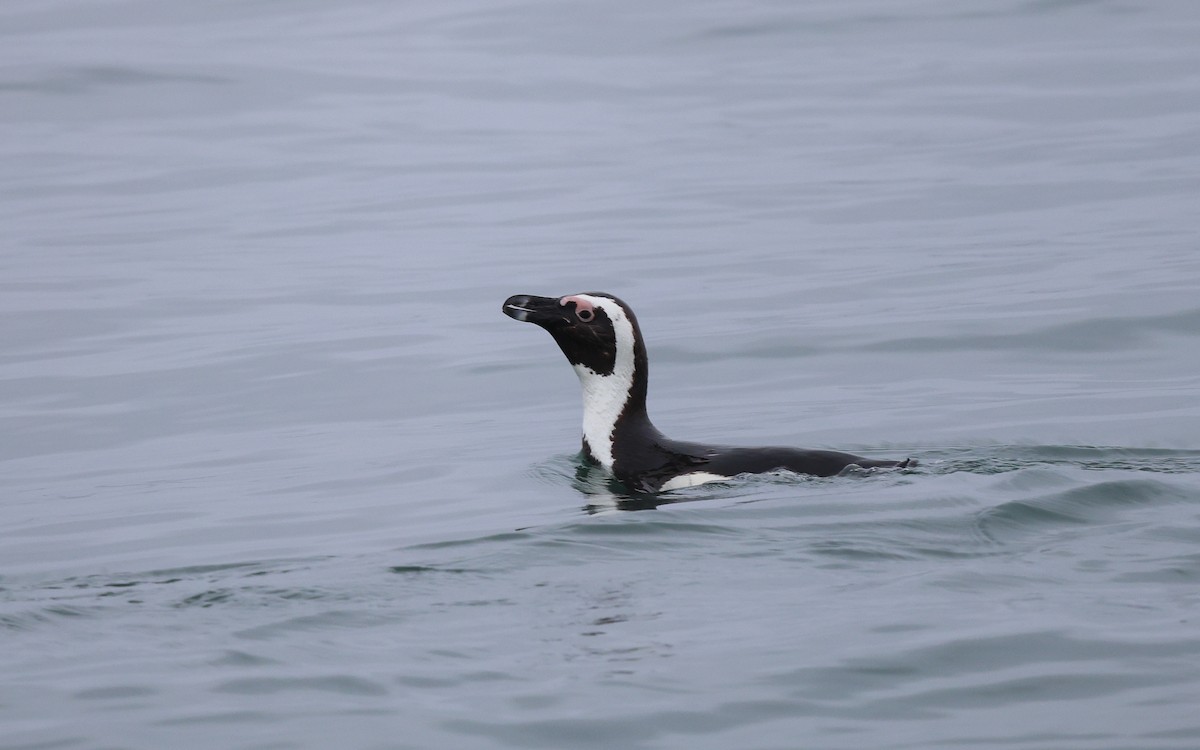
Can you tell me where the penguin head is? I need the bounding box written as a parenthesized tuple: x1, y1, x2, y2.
(502, 292, 639, 378)
(504, 292, 650, 469)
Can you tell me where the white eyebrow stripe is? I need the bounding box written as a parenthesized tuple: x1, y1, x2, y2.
(559, 295, 597, 317)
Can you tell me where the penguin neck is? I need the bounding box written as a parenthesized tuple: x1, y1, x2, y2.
(574, 337, 655, 470)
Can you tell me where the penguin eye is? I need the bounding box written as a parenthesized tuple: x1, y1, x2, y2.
(576, 308, 594, 322)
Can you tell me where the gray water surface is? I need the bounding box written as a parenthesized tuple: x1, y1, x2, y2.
(4, 1, 1200, 748)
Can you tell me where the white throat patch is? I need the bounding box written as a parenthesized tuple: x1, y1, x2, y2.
(567, 294, 637, 471)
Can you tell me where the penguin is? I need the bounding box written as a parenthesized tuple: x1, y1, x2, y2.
(503, 292, 912, 493)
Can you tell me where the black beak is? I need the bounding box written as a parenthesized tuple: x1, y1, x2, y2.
(502, 294, 567, 327)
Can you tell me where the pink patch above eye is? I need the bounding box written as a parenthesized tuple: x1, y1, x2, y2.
(559, 295, 596, 319)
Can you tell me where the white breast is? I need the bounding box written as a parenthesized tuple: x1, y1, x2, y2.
(571, 295, 637, 471)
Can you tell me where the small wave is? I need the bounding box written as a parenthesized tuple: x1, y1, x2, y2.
(0, 604, 99, 632)
(925, 445, 1200, 475)
(767, 627, 1200, 714)
(0, 555, 347, 630)
(233, 610, 401, 641)
(213, 674, 389, 697)
(861, 307, 1200, 354)
(977, 476, 1196, 543)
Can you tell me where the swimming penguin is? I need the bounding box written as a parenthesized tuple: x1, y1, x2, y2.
(503, 292, 913, 494)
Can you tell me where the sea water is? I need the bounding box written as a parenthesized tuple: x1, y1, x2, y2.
(3, 1, 1200, 748)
